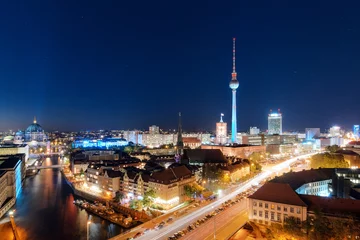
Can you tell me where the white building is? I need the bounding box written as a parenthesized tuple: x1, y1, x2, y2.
(268, 111, 282, 135)
(250, 127, 260, 135)
(329, 126, 341, 137)
(0, 144, 29, 163)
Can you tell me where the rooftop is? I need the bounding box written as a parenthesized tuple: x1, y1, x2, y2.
(0, 144, 28, 148)
(270, 168, 334, 190)
(248, 182, 307, 207)
(0, 157, 22, 170)
(150, 165, 192, 184)
(300, 195, 360, 217)
(183, 149, 227, 164)
(335, 149, 360, 156)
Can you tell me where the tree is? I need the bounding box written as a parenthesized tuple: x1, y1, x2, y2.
(123, 146, 134, 153)
(114, 191, 125, 203)
(249, 152, 265, 162)
(326, 145, 341, 153)
(142, 189, 156, 207)
(310, 153, 349, 169)
(184, 183, 204, 198)
(80, 168, 84, 176)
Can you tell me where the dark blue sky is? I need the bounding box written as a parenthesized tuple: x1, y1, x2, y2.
(0, 1, 359, 132)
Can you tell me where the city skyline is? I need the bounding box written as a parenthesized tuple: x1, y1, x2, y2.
(1, 1, 359, 131)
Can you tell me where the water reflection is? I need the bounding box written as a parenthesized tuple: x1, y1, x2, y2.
(9, 155, 125, 240)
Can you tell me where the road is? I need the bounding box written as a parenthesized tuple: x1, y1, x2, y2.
(114, 152, 317, 240)
(182, 200, 248, 240)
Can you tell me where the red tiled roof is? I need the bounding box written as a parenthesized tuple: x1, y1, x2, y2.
(248, 182, 307, 207)
(300, 195, 360, 217)
(150, 165, 192, 184)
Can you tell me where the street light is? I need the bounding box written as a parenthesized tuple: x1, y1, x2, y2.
(212, 206, 216, 239)
(87, 221, 91, 240)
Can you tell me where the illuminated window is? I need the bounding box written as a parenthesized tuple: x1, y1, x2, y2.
(271, 204, 275, 210)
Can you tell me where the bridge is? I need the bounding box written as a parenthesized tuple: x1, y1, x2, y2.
(27, 165, 63, 170)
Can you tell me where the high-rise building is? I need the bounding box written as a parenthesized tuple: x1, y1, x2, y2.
(229, 38, 239, 143)
(354, 125, 359, 139)
(149, 125, 160, 134)
(268, 110, 282, 135)
(216, 113, 227, 145)
(329, 126, 341, 137)
(305, 128, 320, 140)
(250, 127, 260, 135)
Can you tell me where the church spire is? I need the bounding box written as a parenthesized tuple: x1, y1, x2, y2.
(176, 112, 183, 155)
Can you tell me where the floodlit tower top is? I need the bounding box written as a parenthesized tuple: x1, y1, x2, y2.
(229, 38, 239, 90)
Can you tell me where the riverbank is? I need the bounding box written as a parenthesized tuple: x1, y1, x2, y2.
(74, 200, 139, 229)
(62, 170, 149, 228)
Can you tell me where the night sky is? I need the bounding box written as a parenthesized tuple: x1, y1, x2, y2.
(0, 1, 359, 132)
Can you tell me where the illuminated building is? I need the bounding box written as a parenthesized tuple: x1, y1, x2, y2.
(121, 165, 195, 208)
(229, 38, 239, 143)
(248, 169, 360, 225)
(305, 128, 320, 140)
(24, 117, 47, 142)
(149, 125, 160, 134)
(72, 138, 128, 149)
(268, 110, 282, 135)
(0, 154, 25, 218)
(8, 117, 51, 154)
(250, 127, 260, 135)
(354, 125, 359, 139)
(240, 135, 264, 146)
(182, 137, 201, 149)
(0, 144, 29, 162)
(123, 130, 142, 145)
(220, 161, 250, 182)
(200, 145, 266, 158)
(216, 113, 227, 145)
(329, 126, 341, 137)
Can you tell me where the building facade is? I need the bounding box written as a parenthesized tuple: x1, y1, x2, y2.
(268, 111, 282, 135)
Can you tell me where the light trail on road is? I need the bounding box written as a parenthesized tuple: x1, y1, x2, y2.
(136, 153, 317, 240)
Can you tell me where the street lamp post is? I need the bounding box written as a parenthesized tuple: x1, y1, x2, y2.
(212, 206, 216, 239)
(87, 221, 91, 240)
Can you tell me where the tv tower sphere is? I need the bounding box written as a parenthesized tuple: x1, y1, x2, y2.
(229, 79, 239, 89)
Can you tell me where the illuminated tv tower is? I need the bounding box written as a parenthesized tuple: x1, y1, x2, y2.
(229, 38, 239, 143)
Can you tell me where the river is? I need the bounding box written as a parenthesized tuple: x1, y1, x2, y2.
(8, 155, 125, 240)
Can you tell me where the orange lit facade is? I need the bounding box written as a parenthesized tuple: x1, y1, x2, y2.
(183, 137, 201, 149)
(201, 145, 265, 158)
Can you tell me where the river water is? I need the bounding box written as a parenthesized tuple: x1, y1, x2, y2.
(6, 155, 125, 240)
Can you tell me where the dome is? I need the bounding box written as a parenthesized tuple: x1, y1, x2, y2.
(229, 79, 239, 89)
(26, 123, 44, 133)
(15, 130, 24, 136)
